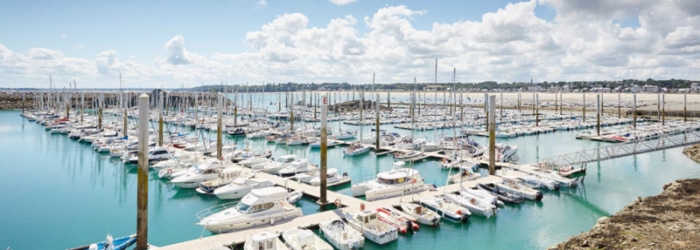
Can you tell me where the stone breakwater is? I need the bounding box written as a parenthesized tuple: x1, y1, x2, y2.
(0, 91, 230, 111)
(550, 179, 700, 250)
(683, 144, 700, 163)
(0, 92, 36, 110)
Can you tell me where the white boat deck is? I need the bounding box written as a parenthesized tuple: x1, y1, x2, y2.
(157, 173, 502, 250)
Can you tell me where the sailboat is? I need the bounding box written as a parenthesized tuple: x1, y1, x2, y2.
(343, 83, 370, 157)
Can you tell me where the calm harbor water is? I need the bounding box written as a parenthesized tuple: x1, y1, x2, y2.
(1, 104, 699, 249)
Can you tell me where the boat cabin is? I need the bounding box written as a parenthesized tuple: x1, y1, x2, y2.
(246, 232, 281, 250)
(355, 210, 379, 226)
(376, 167, 419, 185)
(237, 187, 288, 214)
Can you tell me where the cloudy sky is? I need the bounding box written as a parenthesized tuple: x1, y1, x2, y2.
(1, 0, 699, 88)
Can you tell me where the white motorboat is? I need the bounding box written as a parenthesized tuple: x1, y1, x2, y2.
(262, 155, 309, 175)
(530, 169, 578, 188)
(392, 150, 423, 162)
(243, 231, 289, 250)
(308, 168, 351, 187)
(318, 219, 364, 250)
(342, 142, 370, 156)
(515, 173, 559, 191)
(397, 201, 441, 227)
(309, 140, 338, 149)
(170, 159, 237, 189)
(376, 207, 420, 234)
(213, 177, 275, 200)
(419, 195, 470, 223)
(334, 130, 357, 140)
(460, 186, 504, 207)
(239, 153, 273, 167)
(494, 178, 543, 201)
(278, 162, 316, 177)
(195, 168, 246, 195)
(286, 190, 303, 204)
(281, 228, 333, 250)
(197, 187, 303, 233)
(344, 209, 398, 245)
(123, 146, 172, 164)
(444, 192, 496, 218)
(351, 161, 427, 201)
(152, 151, 202, 170)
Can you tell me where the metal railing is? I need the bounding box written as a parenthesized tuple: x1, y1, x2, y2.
(537, 129, 700, 170)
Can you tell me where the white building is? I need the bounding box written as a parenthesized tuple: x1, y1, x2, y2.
(641, 84, 658, 93)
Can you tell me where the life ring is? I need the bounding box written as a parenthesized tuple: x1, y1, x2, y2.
(167, 169, 173, 174)
(360, 203, 365, 211)
(412, 178, 417, 184)
(456, 210, 462, 215)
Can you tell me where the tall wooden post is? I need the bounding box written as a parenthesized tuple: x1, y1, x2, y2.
(313, 92, 317, 120)
(499, 92, 503, 122)
(290, 93, 295, 132)
(596, 94, 601, 136)
(661, 93, 665, 126)
(460, 92, 464, 123)
(136, 94, 150, 250)
(488, 95, 496, 175)
(217, 94, 223, 159)
(633, 94, 637, 129)
(684, 94, 687, 123)
(80, 92, 84, 123)
(158, 93, 163, 146)
(387, 92, 391, 108)
(65, 92, 70, 120)
(657, 94, 661, 121)
(618, 93, 621, 118)
(320, 94, 328, 207)
(554, 91, 558, 114)
(98, 93, 104, 129)
(484, 93, 489, 132)
(376, 93, 380, 151)
(582, 93, 586, 122)
(601, 92, 604, 114)
(535, 93, 539, 127)
(532, 92, 535, 116)
(559, 91, 563, 116)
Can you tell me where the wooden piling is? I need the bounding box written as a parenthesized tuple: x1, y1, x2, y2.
(217, 94, 223, 160)
(596, 94, 601, 136)
(320, 94, 328, 207)
(136, 94, 150, 250)
(488, 95, 496, 175)
(633, 94, 637, 129)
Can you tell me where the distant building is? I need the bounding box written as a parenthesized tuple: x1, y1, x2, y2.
(631, 84, 640, 93)
(642, 85, 659, 93)
(562, 85, 570, 92)
(691, 82, 700, 93)
(527, 85, 542, 92)
(425, 85, 443, 91)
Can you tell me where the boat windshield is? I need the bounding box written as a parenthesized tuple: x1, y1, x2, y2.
(276, 157, 293, 163)
(236, 202, 251, 212)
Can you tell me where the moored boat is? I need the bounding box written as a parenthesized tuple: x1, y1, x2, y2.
(281, 228, 333, 250)
(318, 219, 365, 250)
(196, 187, 303, 233)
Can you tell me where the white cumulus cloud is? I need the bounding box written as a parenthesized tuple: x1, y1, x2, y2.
(163, 35, 194, 65)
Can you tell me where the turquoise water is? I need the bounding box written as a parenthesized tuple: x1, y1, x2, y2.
(1, 106, 699, 249)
